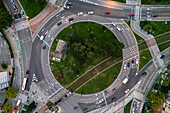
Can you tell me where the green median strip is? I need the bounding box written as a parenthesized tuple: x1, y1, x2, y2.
(124, 100, 132, 113)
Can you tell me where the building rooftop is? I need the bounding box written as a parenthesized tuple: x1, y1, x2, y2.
(0, 71, 10, 90)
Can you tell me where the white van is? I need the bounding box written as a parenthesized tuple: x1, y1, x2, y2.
(16, 99, 21, 106)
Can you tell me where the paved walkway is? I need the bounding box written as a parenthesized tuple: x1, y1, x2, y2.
(29, 3, 58, 35)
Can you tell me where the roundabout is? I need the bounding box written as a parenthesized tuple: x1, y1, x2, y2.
(26, 1, 141, 113)
(49, 21, 124, 94)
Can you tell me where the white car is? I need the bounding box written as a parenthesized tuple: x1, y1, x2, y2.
(88, 11, 93, 15)
(63, 5, 69, 9)
(40, 35, 44, 41)
(124, 64, 127, 69)
(137, 102, 140, 107)
(135, 72, 138, 76)
(111, 23, 116, 27)
(125, 89, 130, 94)
(78, 12, 83, 16)
(131, 108, 134, 113)
(136, 59, 139, 64)
(98, 99, 104, 104)
(117, 27, 121, 31)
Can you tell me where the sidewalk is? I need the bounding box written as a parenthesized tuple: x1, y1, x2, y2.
(29, 2, 58, 35)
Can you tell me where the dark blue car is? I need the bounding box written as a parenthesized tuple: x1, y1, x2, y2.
(57, 21, 62, 26)
(74, 106, 79, 110)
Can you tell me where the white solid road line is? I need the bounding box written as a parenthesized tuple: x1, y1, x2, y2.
(102, 91, 108, 106)
(48, 87, 63, 99)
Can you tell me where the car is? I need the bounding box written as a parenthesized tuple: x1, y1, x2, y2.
(78, 12, 83, 16)
(133, 102, 136, 107)
(13, 5, 17, 10)
(137, 102, 140, 107)
(131, 108, 135, 113)
(21, 10, 24, 16)
(57, 21, 62, 26)
(105, 11, 110, 14)
(124, 64, 127, 69)
(83, 108, 89, 112)
(63, 5, 69, 9)
(129, 14, 135, 16)
(142, 72, 147, 76)
(17, 110, 20, 113)
(136, 59, 139, 64)
(125, 89, 130, 94)
(104, 89, 109, 94)
(117, 27, 121, 31)
(43, 45, 46, 49)
(111, 23, 116, 27)
(26, 70, 30, 75)
(127, 62, 130, 67)
(112, 88, 117, 92)
(88, 11, 93, 15)
(98, 99, 104, 104)
(14, 106, 18, 111)
(112, 97, 116, 101)
(74, 106, 79, 110)
(160, 55, 165, 59)
(131, 59, 134, 64)
(135, 72, 138, 76)
(40, 35, 45, 41)
(152, 14, 157, 17)
(66, 2, 72, 5)
(18, 13, 21, 18)
(14, 14, 18, 19)
(11, 0, 14, 4)
(68, 17, 74, 21)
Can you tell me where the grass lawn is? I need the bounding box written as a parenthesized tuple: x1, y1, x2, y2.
(141, 0, 170, 5)
(50, 22, 124, 87)
(139, 49, 152, 70)
(138, 41, 148, 51)
(158, 41, 170, 52)
(19, 0, 47, 19)
(76, 62, 122, 94)
(140, 21, 170, 36)
(124, 100, 132, 113)
(155, 32, 170, 44)
(134, 32, 144, 43)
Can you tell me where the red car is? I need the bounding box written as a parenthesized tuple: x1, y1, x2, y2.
(105, 11, 110, 14)
(14, 106, 18, 111)
(129, 14, 135, 16)
(152, 14, 157, 17)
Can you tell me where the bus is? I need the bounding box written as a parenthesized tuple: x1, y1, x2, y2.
(21, 77, 28, 91)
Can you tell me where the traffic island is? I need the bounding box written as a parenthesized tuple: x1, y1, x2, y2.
(49, 22, 124, 93)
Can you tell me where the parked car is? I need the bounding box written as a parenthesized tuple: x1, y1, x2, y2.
(18, 13, 21, 18)
(78, 12, 83, 16)
(66, 2, 72, 5)
(21, 10, 24, 16)
(63, 5, 69, 9)
(131, 59, 134, 64)
(42, 45, 46, 49)
(137, 102, 140, 107)
(152, 14, 157, 17)
(124, 64, 127, 69)
(112, 88, 117, 92)
(14, 14, 18, 19)
(68, 17, 74, 21)
(112, 97, 116, 101)
(104, 89, 109, 95)
(88, 11, 93, 15)
(127, 62, 130, 67)
(74, 106, 79, 110)
(142, 72, 147, 76)
(83, 108, 89, 112)
(105, 11, 110, 14)
(160, 55, 165, 59)
(26, 70, 30, 75)
(57, 21, 62, 26)
(129, 14, 135, 16)
(98, 99, 104, 104)
(125, 89, 130, 94)
(11, 0, 14, 4)
(133, 102, 136, 107)
(136, 58, 139, 64)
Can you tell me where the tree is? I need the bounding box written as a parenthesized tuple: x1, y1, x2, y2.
(146, 91, 164, 109)
(6, 87, 19, 99)
(0, 1, 13, 31)
(1, 63, 8, 69)
(27, 101, 37, 113)
(1, 102, 12, 112)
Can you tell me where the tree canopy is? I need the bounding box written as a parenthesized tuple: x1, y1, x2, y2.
(1, 102, 12, 112)
(0, 0, 13, 31)
(6, 87, 19, 99)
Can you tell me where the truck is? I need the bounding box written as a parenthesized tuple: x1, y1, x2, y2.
(123, 77, 128, 84)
